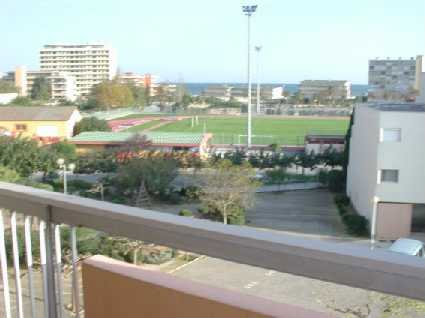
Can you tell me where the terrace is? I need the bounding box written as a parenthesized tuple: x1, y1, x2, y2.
(0, 181, 424, 317)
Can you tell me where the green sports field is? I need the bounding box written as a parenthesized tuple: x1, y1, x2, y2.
(148, 116, 349, 145)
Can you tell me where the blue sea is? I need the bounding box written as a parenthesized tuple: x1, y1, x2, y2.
(185, 83, 368, 97)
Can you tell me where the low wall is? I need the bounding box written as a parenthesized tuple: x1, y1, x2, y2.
(83, 255, 333, 318)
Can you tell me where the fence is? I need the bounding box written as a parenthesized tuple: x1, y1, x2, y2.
(1, 181, 425, 317)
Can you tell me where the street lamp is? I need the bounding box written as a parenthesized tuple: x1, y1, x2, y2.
(57, 158, 76, 195)
(255, 45, 262, 114)
(56, 157, 80, 316)
(242, 4, 258, 148)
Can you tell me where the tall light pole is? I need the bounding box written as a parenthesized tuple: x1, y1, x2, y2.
(255, 45, 262, 114)
(242, 5, 257, 148)
(57, 158, 80, 317)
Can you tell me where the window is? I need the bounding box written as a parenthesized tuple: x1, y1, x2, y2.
(15, 124, 27, 131)
(380, 169, 399, 183)
(381, 128, 401, 142)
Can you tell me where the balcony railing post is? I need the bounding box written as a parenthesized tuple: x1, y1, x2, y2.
(0, 209, 11, 318)
(40, 206, 59, 318)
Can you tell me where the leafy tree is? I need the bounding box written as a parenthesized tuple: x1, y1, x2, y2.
(73, 117, 111, 135)
(31, 77, 51, 100)
(0, 136, 46, 176)
(9, 96, 33, 106)
(343, 109, 355, 179)
(321, 147, 344, 168)
(0, 166, 21, 182)
(200, 160, 260, 225)
(112, 158, 178, 204)
(295, 151, 320, 175)
(0, 80, 17, 93)
(90, 80, 134, 109)
(128, 85, 146, 108)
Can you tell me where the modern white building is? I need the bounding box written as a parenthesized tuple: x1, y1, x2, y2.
(368, 55, 424, 101)
(347, 103, 425, 240)
(40, 43, 117, 97)
(12, 66, 78, 102)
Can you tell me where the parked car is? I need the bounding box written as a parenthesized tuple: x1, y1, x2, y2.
(388, 238, 425, 258)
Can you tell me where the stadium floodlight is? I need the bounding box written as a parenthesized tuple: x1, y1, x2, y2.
(255, 46, 262, 114)
(242, 5, 258, 16)
(242, 4, 258, 148)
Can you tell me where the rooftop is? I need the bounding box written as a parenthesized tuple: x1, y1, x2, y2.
(0, 106, 78, 121)
(367, 103, 425, 112)
(71, 131, 207, 145)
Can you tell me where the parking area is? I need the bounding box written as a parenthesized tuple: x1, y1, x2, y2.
(172, 255, 425, 318)
(246, 189, 347, 238)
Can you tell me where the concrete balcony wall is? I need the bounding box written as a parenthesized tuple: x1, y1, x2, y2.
(82, 255, 333, 318)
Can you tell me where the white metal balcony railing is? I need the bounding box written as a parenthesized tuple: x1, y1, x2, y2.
(0, 181, 425, 318)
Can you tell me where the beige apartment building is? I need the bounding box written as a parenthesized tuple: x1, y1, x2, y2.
(118, 72, 160, 96)
(299, 80, 352, 100)
(13, 66, 77, 102)
(347, 103, 425, 240)
(368, 55, 424, 101)
(40, 43, 117, 97)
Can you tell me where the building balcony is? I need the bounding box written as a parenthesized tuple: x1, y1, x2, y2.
(0, 182, 424, 318)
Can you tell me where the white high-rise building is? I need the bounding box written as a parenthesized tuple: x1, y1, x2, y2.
(40, 43, 117, 97)
(13, 66, 78, 102)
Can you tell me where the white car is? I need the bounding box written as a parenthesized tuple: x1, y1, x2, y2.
(388, 238, 425, 258)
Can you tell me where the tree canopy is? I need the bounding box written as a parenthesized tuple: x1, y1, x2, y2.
(0, 80, 17, 94)
(200, 160, 260, 224)
(90, 80, 134, 109)
(31, 77, 51, 100)
(73, 117, 111, 135)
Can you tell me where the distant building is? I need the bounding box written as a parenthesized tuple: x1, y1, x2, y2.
(40, 43, 117, 97)
(202, 84, 283, 103)
(208, 108, 241, 116)
(70, 132, 213, 159)
(0, 106, 82, 140)
(118, 72, 160, 96)
(299, 80, 351, 100)
(202, 85, 232, 101)
(11, 66, 77, 102)
(368, 55, 423, 101)
(347, 103, 425, 240)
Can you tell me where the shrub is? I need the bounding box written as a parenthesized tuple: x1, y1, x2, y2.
(338, 206, 348, 216)
(179, 186, 202, 200)
(334, 194, 350, 207)
(342, 214, 369, 236)
(327, 170, 346, 193)
(68, 179, 93, 193)
(179, 209, 194, 217)
(318, 170, 329, 185)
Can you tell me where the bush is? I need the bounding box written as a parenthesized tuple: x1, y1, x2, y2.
(67, 179, 93, 194)
(318, 170, 329, 185)
(199, 204, 246, 225)
(342, 214, 369, 236)
(179, 186, 202, 201)
(334, 194, 350, 207)
(327, 170, 346, 193)
(179, 209, 194, 217)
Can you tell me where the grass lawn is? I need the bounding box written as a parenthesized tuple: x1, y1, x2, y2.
(150, 116, 349, 145)
(125, 120, 162, 132)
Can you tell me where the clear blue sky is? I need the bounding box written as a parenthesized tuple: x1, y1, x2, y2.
(1, 0, 424, 84)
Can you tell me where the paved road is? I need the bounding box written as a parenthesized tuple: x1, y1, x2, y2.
(172, 256, 425, 318)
